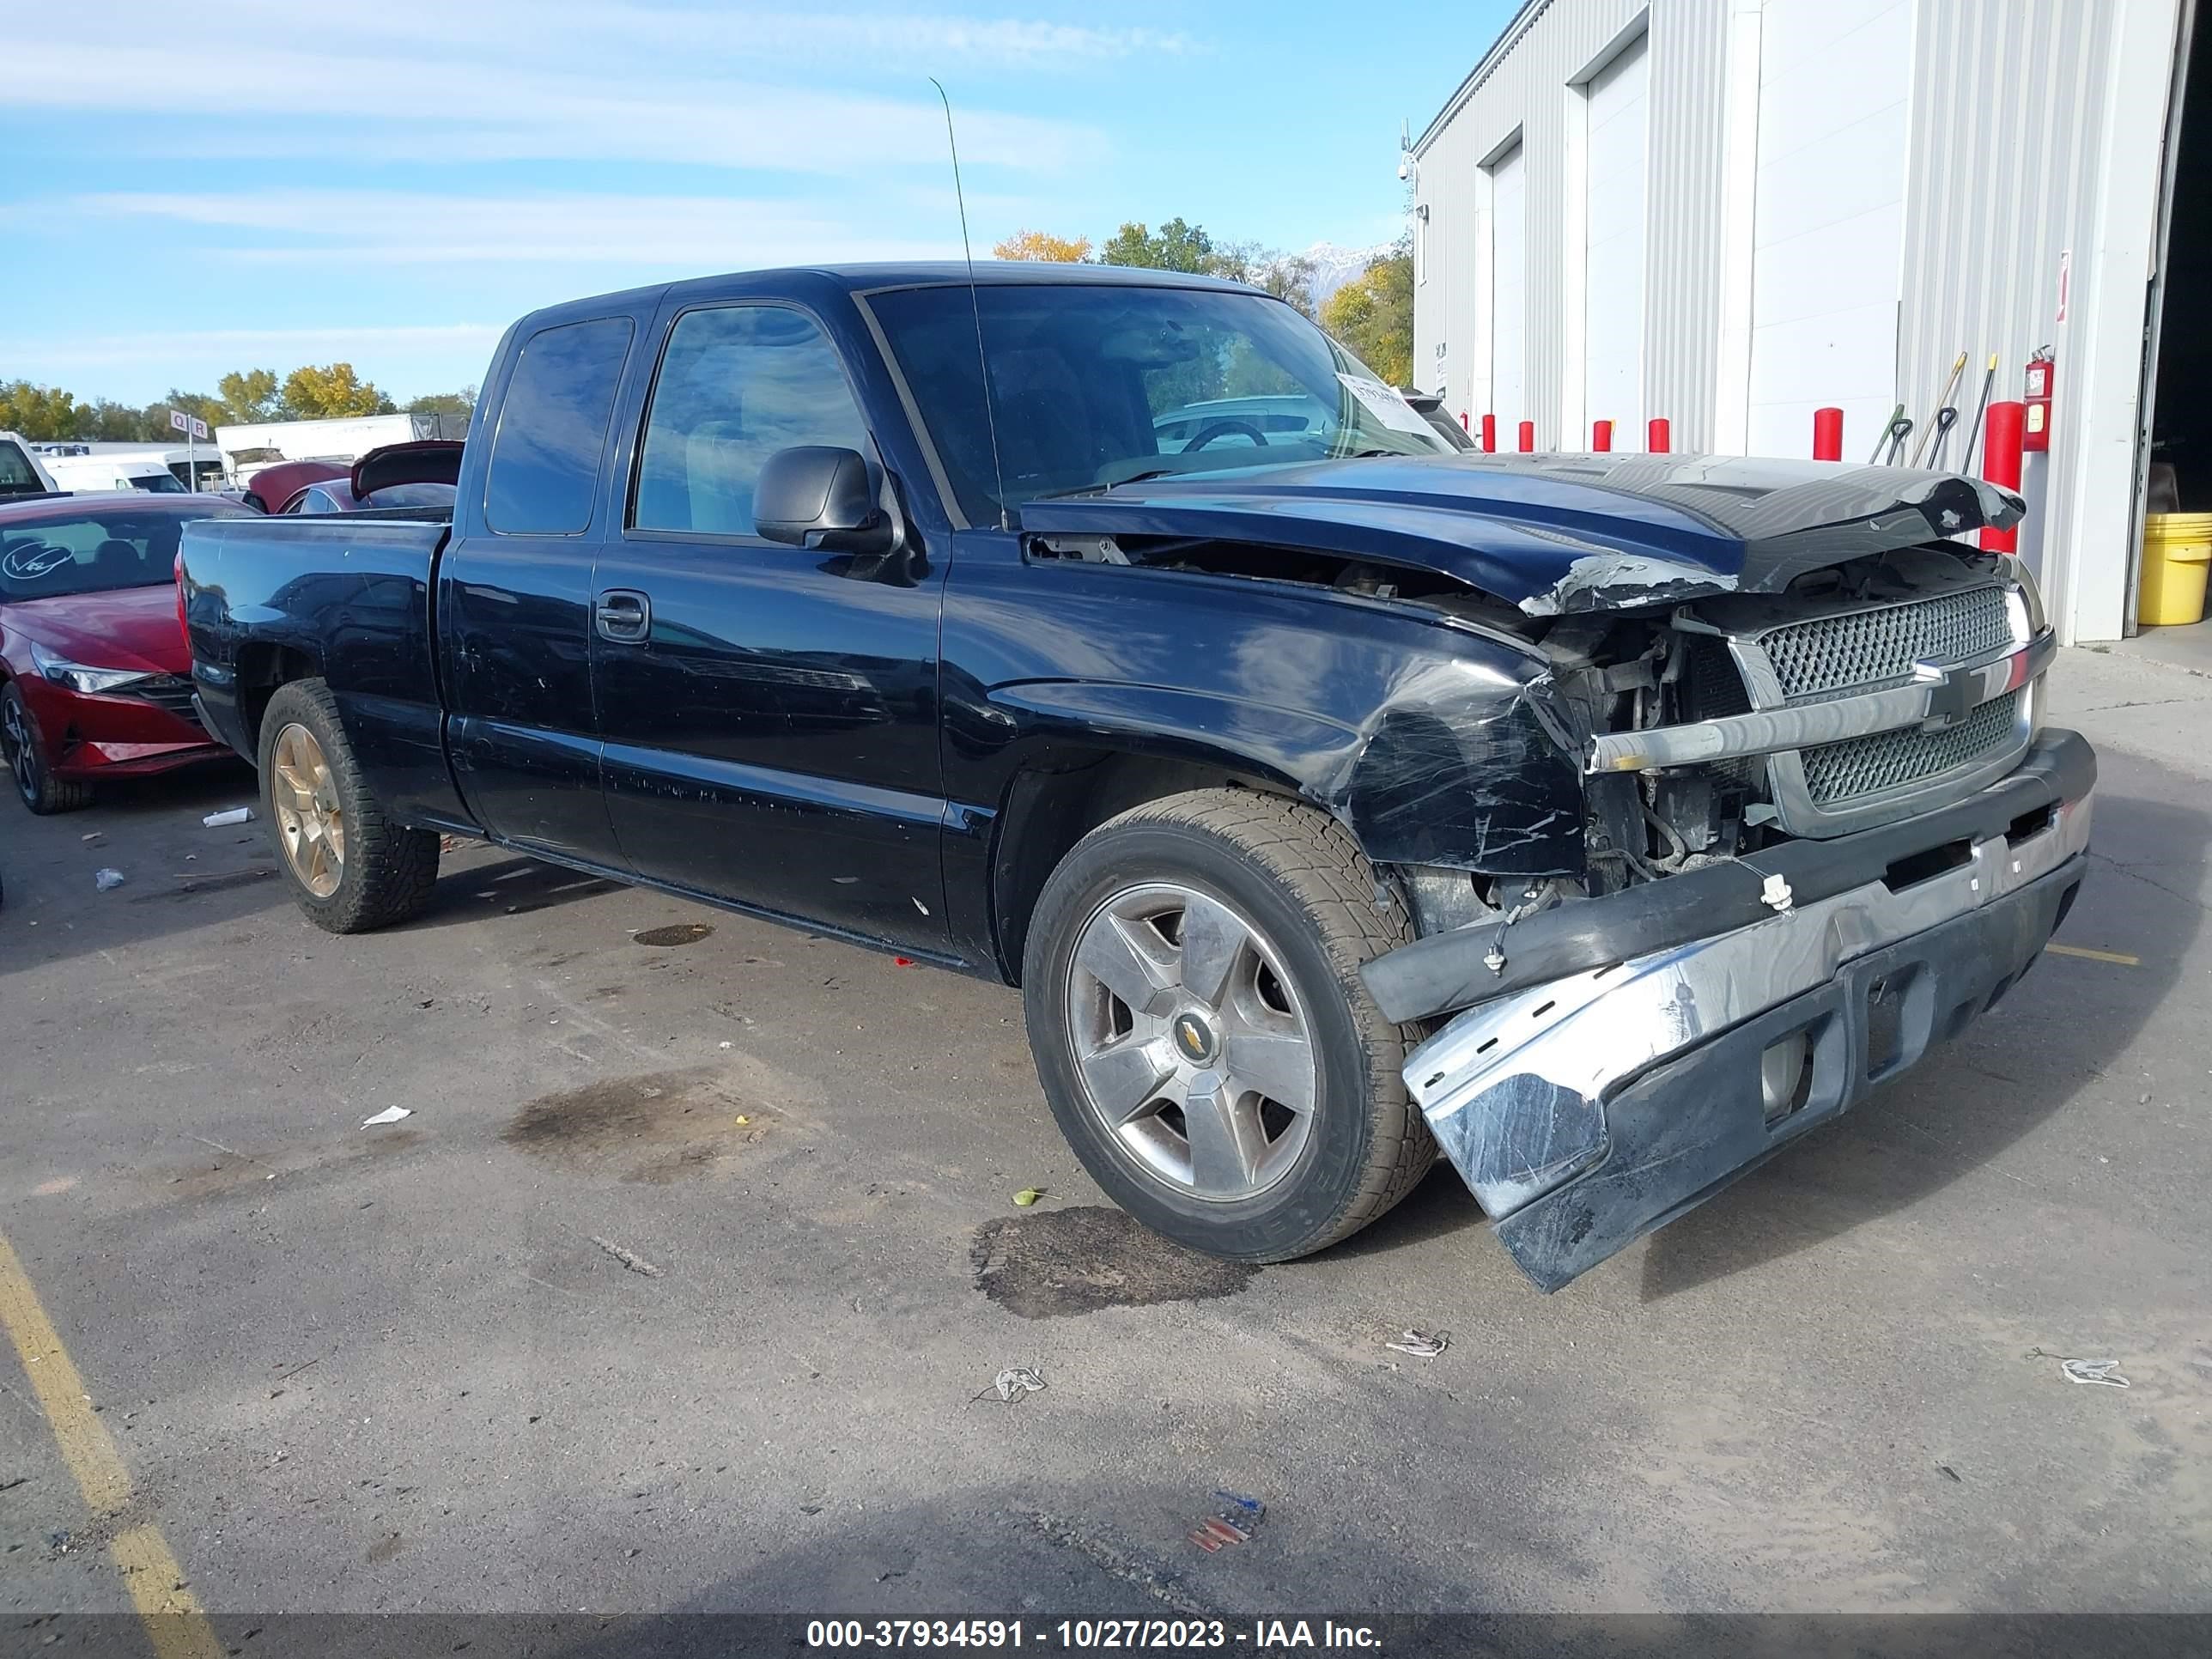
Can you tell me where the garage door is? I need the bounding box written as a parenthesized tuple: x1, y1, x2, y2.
(1746, 0, 1912, 458)
(1490, 141, 1528, 434)
(1584, 33, 1650, 446)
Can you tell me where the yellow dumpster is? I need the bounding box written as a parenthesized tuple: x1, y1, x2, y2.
(2139, 512, 2212, 627)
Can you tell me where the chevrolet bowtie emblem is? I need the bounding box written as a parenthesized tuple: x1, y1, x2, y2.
(1913, 660, 1980, 729)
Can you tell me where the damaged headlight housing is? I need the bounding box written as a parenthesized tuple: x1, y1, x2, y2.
(30, 641, 154, 696)
(2005, 559, 2048, 642)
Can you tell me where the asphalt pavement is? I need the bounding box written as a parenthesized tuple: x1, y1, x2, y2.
(1, 652, 2207, 1643)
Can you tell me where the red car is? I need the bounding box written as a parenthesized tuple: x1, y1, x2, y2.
(0, 493, 258, 813)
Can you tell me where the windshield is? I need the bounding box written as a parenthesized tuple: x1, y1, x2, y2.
(131, 471, 187, 493)
(0, 505, 255, 602)
(865, 283, 1452, 523)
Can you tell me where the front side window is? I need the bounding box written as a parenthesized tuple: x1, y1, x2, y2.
(484, 315, 635, 536)
(633, 306, 869, 537)
(0, 441, 47, 495)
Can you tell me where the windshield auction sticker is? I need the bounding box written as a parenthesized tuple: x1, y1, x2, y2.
(1337, 374, 1434, 437)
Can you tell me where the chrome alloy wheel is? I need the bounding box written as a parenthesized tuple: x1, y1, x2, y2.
(270, 721, 345, 898)
(2, 695, 37, 804)
(1063, 881, 1319, 1201)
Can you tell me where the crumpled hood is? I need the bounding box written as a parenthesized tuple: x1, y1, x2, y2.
(1017, 452, 2025, 614)
(2, 585, 187, 674)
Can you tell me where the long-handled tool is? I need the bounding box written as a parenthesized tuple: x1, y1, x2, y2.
(1869, 402, 1905, 465)
(1909, 351, 1969, 467)
(1960, 352, 2000, 474)
(1882, 414, 1913, 465)
(1927, 405, 1960, 470)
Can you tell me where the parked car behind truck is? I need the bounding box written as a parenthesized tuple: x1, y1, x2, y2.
(178, 263, 2092, 1290)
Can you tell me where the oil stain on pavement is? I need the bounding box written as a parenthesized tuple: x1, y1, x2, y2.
(970, 1206, 1255, 1318)
(633, 922, 714, 947)
(502, 1066, 755, 1182)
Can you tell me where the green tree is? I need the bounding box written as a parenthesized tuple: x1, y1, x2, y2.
(217, 368, 284, 423)
(993, 229, 1091, 262)
(82, 400, 155, 441)
(1319, 239, 1414, 387)
(404, 387, 477, 429)
(282, 362, 394, 420)
(148, 389, 226, 437)
(1099, 217, 1215, 274)
(0, 380, 84, 441)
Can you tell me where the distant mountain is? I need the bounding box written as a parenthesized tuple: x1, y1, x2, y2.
(1303, 240, 1394, 307)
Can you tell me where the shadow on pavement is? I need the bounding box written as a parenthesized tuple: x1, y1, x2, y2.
(408, 853, 626, 927)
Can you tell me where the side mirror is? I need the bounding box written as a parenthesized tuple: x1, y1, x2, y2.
(755, 446, 891, 554)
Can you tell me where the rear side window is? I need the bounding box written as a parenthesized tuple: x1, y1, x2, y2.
(484, 316, 635, 536)
(632, 306, 867, 537)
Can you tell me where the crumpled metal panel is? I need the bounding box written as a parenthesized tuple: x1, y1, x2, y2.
(1407, 789, 2094, 1219)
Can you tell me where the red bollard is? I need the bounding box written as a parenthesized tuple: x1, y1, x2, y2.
(1592, 419, 1613, 452)
(1647, 416, 1671, 453)
(1813, 406, 1844, 461)
(1981, 401, 2025, 554)
(1480, 414, 1497, 453)
(1517, 420, 1535, 453)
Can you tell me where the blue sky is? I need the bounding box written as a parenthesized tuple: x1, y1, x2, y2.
(0, 0, 1515, 406)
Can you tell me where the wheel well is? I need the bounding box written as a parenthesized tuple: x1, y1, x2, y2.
(234, 644, 319, 753)
(991, 749, 1303, 983)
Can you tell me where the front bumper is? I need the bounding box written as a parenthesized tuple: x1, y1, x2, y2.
(1399, 755, 2094, 1292)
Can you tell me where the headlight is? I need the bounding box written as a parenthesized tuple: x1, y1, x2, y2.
(27, 641, 153, 696)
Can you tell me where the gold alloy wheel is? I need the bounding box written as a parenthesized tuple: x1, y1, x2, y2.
(270, 722, 345, 898)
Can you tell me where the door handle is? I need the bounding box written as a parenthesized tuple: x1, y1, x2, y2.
(595, 588, 651, 643)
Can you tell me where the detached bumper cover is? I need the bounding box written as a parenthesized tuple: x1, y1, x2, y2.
(1401, 775, 2093, 1292)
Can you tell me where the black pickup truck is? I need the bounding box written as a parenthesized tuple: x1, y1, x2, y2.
(179, 263, 2092, 1291)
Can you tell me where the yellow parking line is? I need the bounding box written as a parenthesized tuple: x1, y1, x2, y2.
(0, 1231, 224, 1659)
(2045, 943, 2142, 966)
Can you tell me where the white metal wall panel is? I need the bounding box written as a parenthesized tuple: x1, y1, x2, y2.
(1583, 33, 1650, 442)
(1899, 0, 2119, 636)
(1413, 0, 1729, 446)
(1490, 143, 1531, 429)
(1745, 0, 1914, 459)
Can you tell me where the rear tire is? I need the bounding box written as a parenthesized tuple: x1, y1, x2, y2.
(1022, 789, 1433, 1262)
(2, 684, 93, 815)
(258, 679, 439, 933)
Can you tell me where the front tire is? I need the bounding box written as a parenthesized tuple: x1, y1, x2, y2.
(2, 684, 93, 815)
(258, 679, 439, 933)
(1022, 790, 1434, 1262)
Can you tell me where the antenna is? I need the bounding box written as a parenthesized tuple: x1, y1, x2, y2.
(929, 76, 1010, 532)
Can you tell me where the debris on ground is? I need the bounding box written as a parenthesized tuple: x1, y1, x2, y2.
(1385, 1328, 1450, 1358)
(1012, 1187, 1047, 1207)
(893, 956, 917, 967)
(79, 832, 100, 843)
(0, 1475, 27, 1492)
(972, 1364, 1047, 1405)
(94, 868, 125, 891)
(203, 806, 255, 827)
(590, 1236, 663, 1278)
(2061, 1358, 2130, 1389)
(360, 1106, 412, 1128)
(1937, 1464, 1962, 1483)
(1189, 1490, 1267, 1553)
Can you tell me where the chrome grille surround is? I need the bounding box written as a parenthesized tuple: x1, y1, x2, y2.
(1723, 581, 2040, 837)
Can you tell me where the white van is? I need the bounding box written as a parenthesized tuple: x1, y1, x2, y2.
(36, 451, 188, 494)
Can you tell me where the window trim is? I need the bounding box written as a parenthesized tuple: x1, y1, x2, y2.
(482, 313, 638, 539)
(622, 297, 880, 547)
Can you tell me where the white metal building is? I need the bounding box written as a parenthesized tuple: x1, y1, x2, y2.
(1409, 0, 2206, 643)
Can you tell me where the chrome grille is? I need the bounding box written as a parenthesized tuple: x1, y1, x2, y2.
(1759, 586, 2013, 700)
(125, 675, 203, 725)
(1799, 690, 2021, 806)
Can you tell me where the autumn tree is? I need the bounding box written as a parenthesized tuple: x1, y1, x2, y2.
(0, 381, 83, 441)
(404, 388, 477, 430)
(281, 362, 395, 420)
(993, 229, 1091, 262)
(1319, 239, 1414, 387)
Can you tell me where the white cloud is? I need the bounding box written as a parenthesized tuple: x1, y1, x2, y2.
(6, 4, 1134, 175)
(76, 190, 966, 267)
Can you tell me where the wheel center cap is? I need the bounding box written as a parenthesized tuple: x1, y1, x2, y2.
(1171, 1011, 1218, 1065)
